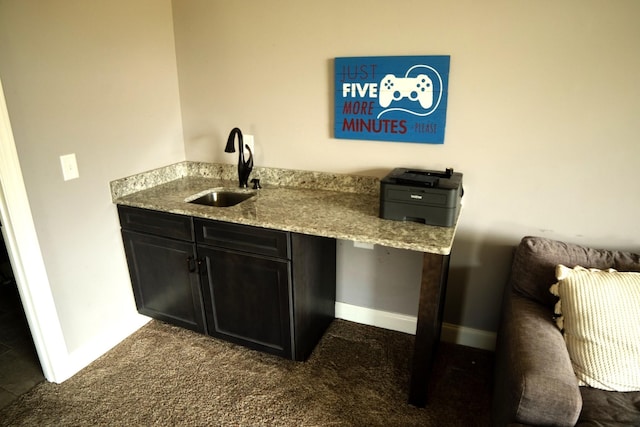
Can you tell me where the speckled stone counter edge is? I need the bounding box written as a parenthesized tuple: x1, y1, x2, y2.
(110, 161, 380, 200)
(110, 162, 458, 255)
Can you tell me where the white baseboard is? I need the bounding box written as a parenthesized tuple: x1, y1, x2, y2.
(440, 322, 496, 351)
(335, 301, 418, 334)
(63, 314, 151, 382)
(55, 304, 494, 383)
(335, 302, 496, 351)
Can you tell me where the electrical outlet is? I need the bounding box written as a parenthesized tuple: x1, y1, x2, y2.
(244, 134, 255, 157)
(60, 153, 79, 181)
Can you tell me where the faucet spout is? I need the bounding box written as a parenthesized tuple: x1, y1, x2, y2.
(225, 127, 253, 188)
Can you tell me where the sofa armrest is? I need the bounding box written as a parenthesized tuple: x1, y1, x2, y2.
(492, 290, 582, 427)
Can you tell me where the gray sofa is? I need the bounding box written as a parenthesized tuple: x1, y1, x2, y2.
(491, 236, 640, 426)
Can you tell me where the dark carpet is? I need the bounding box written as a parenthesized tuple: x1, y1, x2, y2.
(0, 319, 493, 426)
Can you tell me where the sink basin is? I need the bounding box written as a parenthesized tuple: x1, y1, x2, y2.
(188, 191, 255, 207)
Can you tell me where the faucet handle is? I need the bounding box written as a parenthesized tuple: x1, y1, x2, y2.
(250, 178, 262, 190)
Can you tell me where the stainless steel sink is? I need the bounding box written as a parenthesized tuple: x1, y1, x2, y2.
(187, 190, 255, 207)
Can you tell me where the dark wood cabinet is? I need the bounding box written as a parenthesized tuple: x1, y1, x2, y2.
(119, 207, 206, 333)
(118, 205, 336, 361)
(197, 245, 293, 358)
(195, 218, 335, 361)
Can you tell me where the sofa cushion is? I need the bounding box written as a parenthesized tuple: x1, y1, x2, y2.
(550, 265, 640, 392)
(492, 293, 582, 426)
(578, 386, 640, 426)
(508, 236, 640, 310)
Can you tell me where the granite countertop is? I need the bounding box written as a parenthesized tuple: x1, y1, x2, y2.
(111, 162, 458, 255)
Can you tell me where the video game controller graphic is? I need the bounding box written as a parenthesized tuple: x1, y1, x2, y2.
(379, 73, 434, 109)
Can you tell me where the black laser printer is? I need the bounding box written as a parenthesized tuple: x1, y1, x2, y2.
(379, 167, 463, 227)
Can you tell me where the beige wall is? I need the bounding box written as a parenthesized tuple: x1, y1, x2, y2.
(173, 0, 640, 331)
(0, 0, 184, 354)
(0, 0, 638, 370)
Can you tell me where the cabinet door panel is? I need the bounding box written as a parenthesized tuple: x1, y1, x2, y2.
(199, 246, 292, 358)
(122, 230, 205, 333)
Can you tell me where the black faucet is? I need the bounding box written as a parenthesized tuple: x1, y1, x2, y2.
(225, 127, 253, 188)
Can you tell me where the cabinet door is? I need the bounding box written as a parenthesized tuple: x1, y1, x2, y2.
(198, 246, 293, 358)
(122, 230, 206, 333)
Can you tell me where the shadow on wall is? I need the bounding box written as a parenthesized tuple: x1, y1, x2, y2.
(336, 228, 520, 336)
(336, 240, 422, 315)
(444, 230, 517, 332)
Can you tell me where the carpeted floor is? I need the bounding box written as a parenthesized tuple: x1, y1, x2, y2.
(0, 319, 493, 426)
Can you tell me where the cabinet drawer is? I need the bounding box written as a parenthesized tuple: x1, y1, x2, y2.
(195, 218, 290, 259)
(118, 205, 193, 241)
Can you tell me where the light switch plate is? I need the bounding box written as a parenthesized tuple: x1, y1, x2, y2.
(60, 153, 79, 181)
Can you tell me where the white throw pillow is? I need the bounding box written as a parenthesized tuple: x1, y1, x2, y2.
(549, 265, 640, 391)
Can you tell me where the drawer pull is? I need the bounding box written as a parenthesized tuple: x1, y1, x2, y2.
(186, 256, 197, 273)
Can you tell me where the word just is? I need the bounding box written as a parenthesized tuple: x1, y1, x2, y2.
(338, 64, 378, 82)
